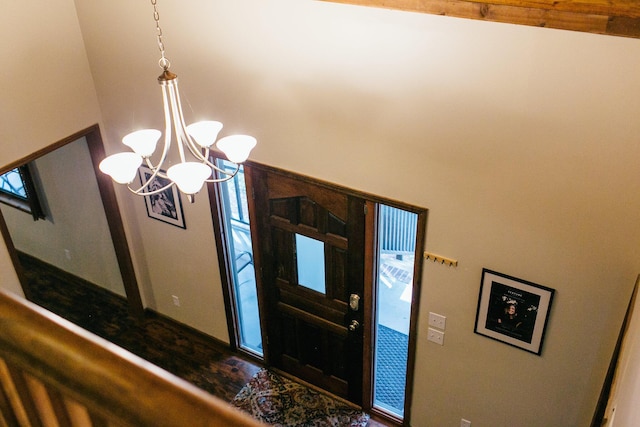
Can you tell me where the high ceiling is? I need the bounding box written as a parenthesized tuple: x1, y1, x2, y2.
(322, 0, 640, 38)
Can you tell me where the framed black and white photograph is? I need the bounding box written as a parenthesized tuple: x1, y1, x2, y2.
(474, 268, 554, 355)
(139, 165, 185, 229)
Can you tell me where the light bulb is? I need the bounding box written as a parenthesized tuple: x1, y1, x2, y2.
(167, 162, 212, 194)
(216, 135, 257, 163)
(99, 152, 142, 184)
(186, 121, 223, 148)
(122, 129, 162, 157)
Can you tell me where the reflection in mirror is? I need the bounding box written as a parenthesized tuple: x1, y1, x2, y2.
(0, 165, 46, 220)
(0, 136, 125, 297)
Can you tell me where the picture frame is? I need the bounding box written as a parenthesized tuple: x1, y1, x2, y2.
(474, 268, 554, 355)
(139, 165, 186, 229)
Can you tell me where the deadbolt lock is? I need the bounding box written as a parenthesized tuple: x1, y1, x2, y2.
(349, 294, 360, 311)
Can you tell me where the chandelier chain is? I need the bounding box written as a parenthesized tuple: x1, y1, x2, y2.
(151, 0, 170, 70)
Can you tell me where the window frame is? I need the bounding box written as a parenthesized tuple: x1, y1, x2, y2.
(0, 164, 46, 220)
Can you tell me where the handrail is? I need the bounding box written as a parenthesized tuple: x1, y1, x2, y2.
(0, 290, 263, 426)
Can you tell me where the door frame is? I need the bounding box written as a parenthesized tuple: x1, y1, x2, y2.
(210, 160, 427, 423)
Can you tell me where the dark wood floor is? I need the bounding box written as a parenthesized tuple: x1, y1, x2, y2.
(18, 252, 262, 402)
(17, 252, 390, 426)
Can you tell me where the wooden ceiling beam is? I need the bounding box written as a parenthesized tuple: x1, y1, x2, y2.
(485, 0, 639, 17)
(322, 0, 640, 38)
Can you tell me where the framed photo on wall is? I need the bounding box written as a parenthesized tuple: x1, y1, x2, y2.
(139, 165, 185, 229)
(474, 268, 554, 355)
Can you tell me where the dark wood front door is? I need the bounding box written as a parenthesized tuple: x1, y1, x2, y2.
(248, 167, 366, 404)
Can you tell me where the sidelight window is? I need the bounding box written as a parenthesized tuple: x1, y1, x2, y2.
(216, 160, 262, 356)
(373, 204, 418, 418)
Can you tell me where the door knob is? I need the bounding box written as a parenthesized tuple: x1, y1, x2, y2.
(348, 320, 360, 331)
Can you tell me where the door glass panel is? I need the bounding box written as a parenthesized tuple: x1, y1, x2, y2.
(295, 233, 326, 294)
(216, 160, 262, 356)
(374, 204, 418, 418)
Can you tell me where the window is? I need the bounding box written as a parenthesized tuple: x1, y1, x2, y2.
(295, 233, 326, 294)
(0, 168, 27, 199)
(373, 204, 418, 418)
(215, 160, 262, 356)
(0, 164, 45, 220)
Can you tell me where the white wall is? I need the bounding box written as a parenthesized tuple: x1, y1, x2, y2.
(2, 0, 638, 425)
(0, 1, 102, 295)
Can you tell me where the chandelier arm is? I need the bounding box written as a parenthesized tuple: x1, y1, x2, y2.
(180, 144, 230, 175)
(137, 85, 174, 182)
(204, 162, 240, 183)
(167, 81, 190, 164)
(125, 160, 171, 194)
(182, 141, 229, 175)
(179, 127, 208, 164)
(183, 134, 208, 162)
(143, 158, 169, 179)
(199, 146, 239, 175)
(126, 180, 175, 196)
(159, 84, 175, 165)
(190, 146, 235, 174)
(204, 176, 238, 184)
(182, 143, 222, 172)
(171, 82, 211, 165)
(208, 158, 230, 175)
(125, 83, 175, 195)
(181, 142, 225, 173)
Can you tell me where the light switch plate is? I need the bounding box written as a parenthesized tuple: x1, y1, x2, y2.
(427, 327, 444, 345)
(428, 312, 446, 330)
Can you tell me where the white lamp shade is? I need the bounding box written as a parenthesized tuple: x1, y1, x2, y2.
(99, 152, 142, 184)
(122, 129, 162, 157)
(216, 135, 257, 163)
(186, 121, 223, 148)
(167, 162, 212, 195)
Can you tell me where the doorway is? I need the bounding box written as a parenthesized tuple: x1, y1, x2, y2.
(212, 163, 426, 422)
(248, 166, 366, 403)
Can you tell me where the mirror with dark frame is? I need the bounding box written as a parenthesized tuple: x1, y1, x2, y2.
(0, 125, 142, 315)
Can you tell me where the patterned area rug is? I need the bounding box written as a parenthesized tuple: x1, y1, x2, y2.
(232, 369, 370, 426)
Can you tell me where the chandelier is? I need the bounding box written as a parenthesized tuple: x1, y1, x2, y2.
(99, 0, 256, 202)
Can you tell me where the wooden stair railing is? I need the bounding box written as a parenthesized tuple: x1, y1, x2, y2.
(0, 290, 263, 426)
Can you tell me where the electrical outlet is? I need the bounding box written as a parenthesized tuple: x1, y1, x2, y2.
(172, 295, 180, 307)
(64, 249, 72, 260)
(461, 418, 471, 427)
(428, 312, 446, 330)
(427, 327, 444, 345)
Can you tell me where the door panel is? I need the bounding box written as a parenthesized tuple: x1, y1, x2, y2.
(249, 167, 365, 404)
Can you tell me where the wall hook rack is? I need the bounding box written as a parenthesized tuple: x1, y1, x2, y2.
(423, 252, 458, 267)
